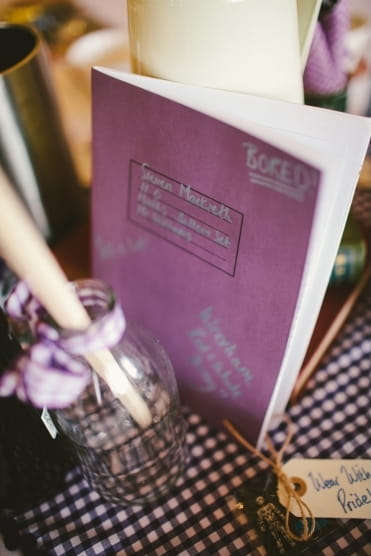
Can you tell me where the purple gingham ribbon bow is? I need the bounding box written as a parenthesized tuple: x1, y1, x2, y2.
(0, 281, 126, 408)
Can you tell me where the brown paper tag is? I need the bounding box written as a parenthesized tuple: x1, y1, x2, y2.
(277, 458, 371, 520)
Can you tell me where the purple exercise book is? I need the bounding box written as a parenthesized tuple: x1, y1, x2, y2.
(91, 68, 323, 445)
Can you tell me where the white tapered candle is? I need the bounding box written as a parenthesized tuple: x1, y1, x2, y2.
(0, 168, 152, 428)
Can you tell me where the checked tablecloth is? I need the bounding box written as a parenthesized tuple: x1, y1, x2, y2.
(4, 189, 371, 555)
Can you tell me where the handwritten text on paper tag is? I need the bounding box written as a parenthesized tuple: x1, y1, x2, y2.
(278, 458, 371, 520)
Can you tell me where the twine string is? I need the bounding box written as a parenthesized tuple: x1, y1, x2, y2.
(223, 417, 316, 542)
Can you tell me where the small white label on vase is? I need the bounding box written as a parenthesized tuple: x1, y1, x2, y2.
(41, 407, 58, 439)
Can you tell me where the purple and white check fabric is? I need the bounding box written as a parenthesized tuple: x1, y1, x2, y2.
(0, 280, 126, 409)
(304, 0, 350, 95)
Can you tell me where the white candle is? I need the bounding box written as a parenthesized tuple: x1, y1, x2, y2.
(0, 168, 152, 428)
(127, 0, 305, 103)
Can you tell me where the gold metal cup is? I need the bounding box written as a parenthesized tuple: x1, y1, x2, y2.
(0, 22, 84, 244)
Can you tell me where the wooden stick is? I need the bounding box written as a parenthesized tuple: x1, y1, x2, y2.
(0, 168, 152, 428)
(290, 264, 371, 404)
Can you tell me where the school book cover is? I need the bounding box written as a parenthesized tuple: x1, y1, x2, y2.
(91, 68, 370, 445)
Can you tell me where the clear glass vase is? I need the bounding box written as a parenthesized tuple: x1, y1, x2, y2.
(53, 279, 187, 506)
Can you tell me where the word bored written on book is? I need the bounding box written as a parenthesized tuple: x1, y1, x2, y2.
(242, 141, 318, 201)
(128, 161, 243, 275)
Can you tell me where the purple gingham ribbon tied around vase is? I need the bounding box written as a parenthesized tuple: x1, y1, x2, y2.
(0, 281, 126, 408)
